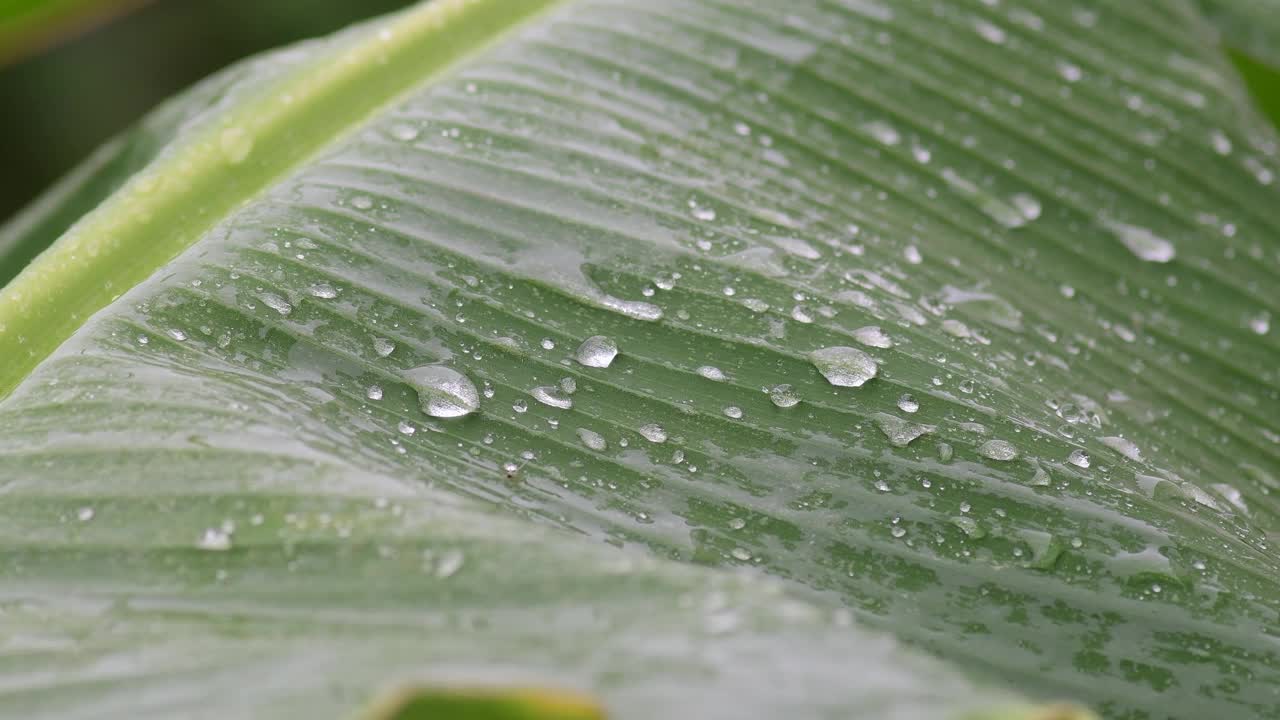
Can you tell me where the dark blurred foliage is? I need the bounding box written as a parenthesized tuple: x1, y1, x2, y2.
(0, 0, 415, 225)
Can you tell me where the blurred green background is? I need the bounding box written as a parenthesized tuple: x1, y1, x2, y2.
(0, 0, 414, 226)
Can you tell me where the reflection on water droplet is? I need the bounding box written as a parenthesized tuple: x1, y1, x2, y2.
(978, 439, 1019, 461)
(532, 385, 573, 410)
(373, 337, 396, 357)
(810, 346, 878, 387)
(1067, 449, 1091, 468)
(638, 424, 667, 443)
(897, 394, 919, 413)
(402, 365, 479, 418)
(852, 326, 892, 348)
(76, 507, 95, 522)
(723, 405, 744, 419)
(729, 517, 746, 530)
(398, 420, 415, 435)
(575, 335, 618, 368)
(890, 525, 907, 538)
(730, 547, 752, 561)
(576, 427, 607, 451)
(366, 384, 383, 401)
(167, 328, 187, 342)
(769, 384, 801, 408)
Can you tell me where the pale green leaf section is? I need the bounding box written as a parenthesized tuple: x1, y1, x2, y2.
(2, 0, 1280, 719)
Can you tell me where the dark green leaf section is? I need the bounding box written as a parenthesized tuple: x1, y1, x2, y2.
(1228, 49, 1280, 131)
(2, 0, 1280, 718)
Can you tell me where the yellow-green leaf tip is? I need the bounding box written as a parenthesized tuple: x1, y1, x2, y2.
(961, 702, 1099, 720)
(359, 686, 607, 720)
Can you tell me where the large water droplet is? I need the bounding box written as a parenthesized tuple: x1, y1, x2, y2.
(1067, 449, 1091, 468)
(575, 335, 618, 367)
(1099, 436, 1141, 461)
(1105, 220, 1176, 262)
(531, 385, 573, 410)
(259, 292, 292, 316)
(697, 365, 727, 381)
(810, 346, 878, 387)
(873, 413, 935, 447)
(638, 424, 667, 443)
(402, 365, 480, 418)
(978, 439, 1019, 461)
(577, 427, 608, 451)
(852, 326, 892, 348)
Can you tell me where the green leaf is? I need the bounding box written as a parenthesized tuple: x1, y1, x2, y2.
(2, 0, 1278, 718)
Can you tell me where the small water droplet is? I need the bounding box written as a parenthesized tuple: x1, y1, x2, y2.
(897, 394, 919, 413)
(434, 549, 465, 578)
(308, 283, 337, 299)
(890, 525, 907, 538)
(559, 377, 577, 394)
(769, 384, 801, 408)
(810, 346, 878, 387)
(76, 507, 95, 522)
(397, 420, 415, 435)
(531, 385, 573, 410)
(937, 442, 954, 462)
(402, 365, 480, 418)
(197, 528, 233, 551)
(366, 384, 383, 401)
(373, 337, 396, 357)
(1209, 129, 1232, 156)
(540, 338, 556, 350)
(390, 123, 419, 141)
(723, 405, 744, 419)
(978, 439, 1019, 461)
(575, 335, 618, 368)
(729, 517, 746, 530)
(638, 423, 667, 443)
(351, 195, 374, 210)
(576, 427, 608, 451)
(166, 328, 187, 342)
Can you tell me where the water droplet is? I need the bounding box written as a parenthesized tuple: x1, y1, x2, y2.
(373, 337, 396, 357)
(576, 427, 607, 451)
(937, 442, 954, 462)
(434, 549, 464, 578)
(258, 292, 292, 316)
(402, 365, 480, 418)
(729, 517, 746, 530)
(1248, 311, 1270, 335)
(890, 525, 907, 538)
(1067, 449, 1091, 468)
(852, 326, 892, 348)
(308, 283, 337, 299)
(351, 195, 374, 210)
(512, 400, 527, 413)
(1056, 60, 1082, 82)
(1099, 436, 1141, 461)
(1011, 193, 1041, 222)
(366, 384, 383, 401)
(897, 394, 919, 413)
(638, 424, 667, 443)
(76, 507, 95, 522)
(390, 123, 419, 141)
(769, 384, 801, 408)
(874, 479, 891, 492)
(575, 335, 618, 368)
(697, 365, 727, 381)
(723, 405, 744, 419)
(559, 377, 576, 394)
(1105, 220, 1176, 263)
(951, 516, 984, 538)
(903, 245, 923, 264)
(540, 338, 556, 350)
(197, 528, 233, 551)
(978, 439, 1019, 461)
(398, 420, 415, 435)
(1209, 129, 1232, 156)
(531, 385, 573, 410)
(974, 18, 1006, 44)
(166, 328, 187, 342)
(810, 346, 878, 387)
(873, 412, 934, 447)
(730, 547, 752, 561)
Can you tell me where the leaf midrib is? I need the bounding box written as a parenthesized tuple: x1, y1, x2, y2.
(0, 0, 568, 399)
